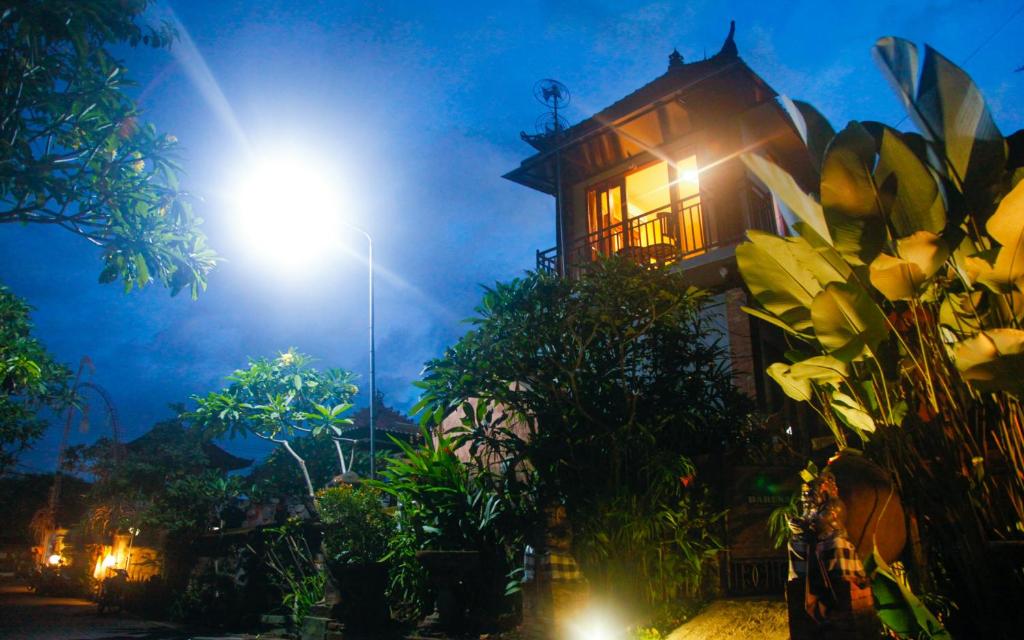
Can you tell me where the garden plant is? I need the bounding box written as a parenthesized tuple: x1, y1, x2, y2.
(188, 349, 359, 501)
(736, 37, 1024, 637)
(414, 259, 754, 626)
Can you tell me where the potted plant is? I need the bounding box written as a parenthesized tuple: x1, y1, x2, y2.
(317, 483, 391, 628)
(374, 430, 509, 632)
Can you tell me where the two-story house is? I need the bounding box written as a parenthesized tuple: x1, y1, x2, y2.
(503, 22, 816, 595)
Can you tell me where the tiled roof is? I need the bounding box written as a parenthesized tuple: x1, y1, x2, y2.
(535, 21, 742, 148)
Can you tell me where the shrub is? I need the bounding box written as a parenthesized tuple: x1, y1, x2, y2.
(318, 484, 390, 565)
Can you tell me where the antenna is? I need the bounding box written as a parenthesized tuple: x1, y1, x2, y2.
(527, 79, 572, 276)
(532, 79, 571, 136)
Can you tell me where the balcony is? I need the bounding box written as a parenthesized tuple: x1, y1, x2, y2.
(537, 183, 776, 275)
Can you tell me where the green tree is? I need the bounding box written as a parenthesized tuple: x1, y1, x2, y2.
(0, 286, 70, 473)
(80, 418, 244, 538)
(415, 259, 752, 610)
(247, 433, 372, 500)
(188, 349, 359, 500)
(0, 0, 216, 297)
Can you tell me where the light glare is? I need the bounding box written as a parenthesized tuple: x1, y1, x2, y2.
(569, 609, 621, 640)
(233, 150, 343, 269)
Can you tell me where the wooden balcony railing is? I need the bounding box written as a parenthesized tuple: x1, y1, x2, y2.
(537, 182, 776, 275)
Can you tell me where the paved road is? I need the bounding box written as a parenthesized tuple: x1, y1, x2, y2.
(0, 584, 191, 640)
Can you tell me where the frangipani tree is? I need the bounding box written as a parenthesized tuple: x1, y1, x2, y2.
(0, 0, 217, 297)
(188, 349, 358, 500)
(737, 37, 1023, 635)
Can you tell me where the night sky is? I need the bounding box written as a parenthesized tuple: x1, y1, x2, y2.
(3, 0, 1022, 471)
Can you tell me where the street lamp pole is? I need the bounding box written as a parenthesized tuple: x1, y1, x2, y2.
(341, 222, 375, 479)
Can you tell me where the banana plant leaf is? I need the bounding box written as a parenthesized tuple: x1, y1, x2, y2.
(976, 179, 1024, 293)
(873, 37, 1005, 203)
(953, 329, 1024, 396)
(811, 281, 889, 360)
(821, 122, 880, 219)
(875, 127, 946, 236)
(781, 96, 835, 174)
(737, 232, 824, 334)
(864, 548, 951, 639)
(741, 152, 833, 244)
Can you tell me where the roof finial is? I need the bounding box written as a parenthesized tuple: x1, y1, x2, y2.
(668, 48, 684, 69)
(718, 20, 738, 58)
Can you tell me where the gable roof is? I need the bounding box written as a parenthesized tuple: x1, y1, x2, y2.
(125, 421, 252, 472)
(505, 22, 780, 194)
(340, 402, 421, 448)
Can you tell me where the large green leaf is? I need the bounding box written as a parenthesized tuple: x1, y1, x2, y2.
(869, 253, 919, 301)
(792, 221, 854, 280)
(953, 329, 1024, 396)
(977, 179, 1024, 292)
(821, 122, 880, 219)
(830, 390, 876, 435)
(741, 306, 814, 340)
(811, 281, 889, 360)
(780, 96, 835, 174)
(872, 37, 921, 128)
(737, 232, 825, 334)
(864, 547, 952, 639)
(897, 231, 949, 278)
(875, 127, 945, 236)
(787, 232, 852, 286)
(918, 45, 1005, 198)
(870, 231, 950, 301)
(874, 38, 1005, 206)
(741, 153, 832, 244)
(824, 211, 887, 267)
(766, 362, 813, 402)
(789, 355, 850, 385)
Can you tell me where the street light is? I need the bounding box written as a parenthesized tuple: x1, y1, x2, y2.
(232, 149, 377, 478)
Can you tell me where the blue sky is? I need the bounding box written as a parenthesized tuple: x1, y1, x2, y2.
(3, 0, 1022, 471)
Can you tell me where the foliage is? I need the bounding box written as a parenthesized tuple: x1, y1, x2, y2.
(864, 550, 951, 640)
(259, 518, 324, 627)
(0, 1, 217, 297)
(188, 349, 358, 499)
(574, 470, 724, 607)
(631, 627, 664, 640)
(247, 434, 372, 500)
(0, 472, 90, 538)
(413, 260, 749, 615)
(79, 419, 242, 540)
(371, 428, 516, 616)
(737, 38, 1023, 634)
(766, 491, 800, 550)
(318, 484, 390, 565)
(0, 286, 71, 473)
(375, 429, 506, 551)
(146, 472, 243, 537)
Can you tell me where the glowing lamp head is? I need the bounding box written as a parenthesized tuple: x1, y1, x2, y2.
(232, 149, 344, 269)
(102, 555, 117, 568)
(47, 554, 62, 566)
(568, 608, 622, 640)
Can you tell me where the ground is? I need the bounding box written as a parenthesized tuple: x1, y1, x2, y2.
(1, 581, 791, 640)
(665, 598, 789, 640)
(0, 584, 192, 640)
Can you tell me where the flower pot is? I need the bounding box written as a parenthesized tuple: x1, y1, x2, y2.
(324, 560, 389, 628)
(414, 550, 481, 631)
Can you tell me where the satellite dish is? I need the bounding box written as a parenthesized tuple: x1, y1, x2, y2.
(533, 79, 570, 109)
(535, 112, 569, 136)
